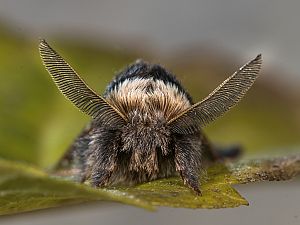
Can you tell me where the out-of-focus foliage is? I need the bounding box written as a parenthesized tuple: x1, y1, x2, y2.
(0, 155, 299, 215)
(0, 23, 300, 169)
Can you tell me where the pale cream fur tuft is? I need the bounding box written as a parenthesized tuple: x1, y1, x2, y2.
(106, 78, 191, 122)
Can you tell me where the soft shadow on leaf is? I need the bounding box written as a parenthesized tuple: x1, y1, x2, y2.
(1, 155, 299, 216)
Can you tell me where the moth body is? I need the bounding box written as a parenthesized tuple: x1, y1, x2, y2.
(74, 62, 203, 193)
(39, 40, 262, 194)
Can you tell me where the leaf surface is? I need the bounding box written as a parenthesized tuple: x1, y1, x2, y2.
(1, 155, 299, 216)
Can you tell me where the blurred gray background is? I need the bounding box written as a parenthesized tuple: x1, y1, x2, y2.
(1, 0, 300, 86)
(0, 0, 299, 224)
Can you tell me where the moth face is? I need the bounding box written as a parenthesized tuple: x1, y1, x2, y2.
(120, 111, 171, 173)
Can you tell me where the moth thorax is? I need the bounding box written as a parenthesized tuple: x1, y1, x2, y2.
(121, 110, 170, 174)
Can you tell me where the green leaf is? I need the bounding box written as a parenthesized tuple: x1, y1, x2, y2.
(0, 159, 153, 216)
(0, 155, 299, 216)
(229, 155, 300, 183)
(114, 164, 248, 209)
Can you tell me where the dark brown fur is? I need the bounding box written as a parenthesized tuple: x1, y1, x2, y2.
(71, 62, 206, 194)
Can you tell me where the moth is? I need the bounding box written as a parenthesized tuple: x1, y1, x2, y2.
(39, 40, 262, 194)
